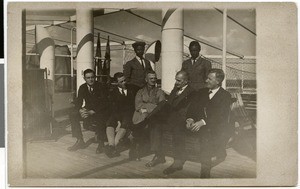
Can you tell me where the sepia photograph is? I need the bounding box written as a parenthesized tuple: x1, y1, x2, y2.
(7, 2, 297, 187)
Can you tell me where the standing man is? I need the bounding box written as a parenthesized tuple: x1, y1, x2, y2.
(181, 41, 212, 90)
(124, 41, 153, 95)
(68, 69, 109, 154)
(105, 72, 135, 158)
(186, 69, 232, 178)
(130, 71, 166, 161)
(162, 71, 196, 175)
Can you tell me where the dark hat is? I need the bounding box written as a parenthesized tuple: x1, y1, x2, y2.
(132, 41, 146, 49)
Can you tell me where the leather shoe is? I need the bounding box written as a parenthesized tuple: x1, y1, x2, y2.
(200, 164, 211, 178)
(145, 155, 166, 167)
(104, 145, 120, 158)
(96, 143, 103, 154)
(68, 139, 85, 151)
(163, 165, 183, 175)
(211, 155, 226, 167)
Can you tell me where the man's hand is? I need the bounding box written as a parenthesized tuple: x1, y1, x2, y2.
(140, 108, 148, 114)
(186, 118, 194, 129)
(190, 120, 206, 132)
(79, 108, 95, 119)
(87, 110, 96, 115)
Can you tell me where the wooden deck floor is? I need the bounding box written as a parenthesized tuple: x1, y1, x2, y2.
(25, 126, 256, 179)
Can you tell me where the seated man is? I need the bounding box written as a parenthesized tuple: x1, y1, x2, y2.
(186, 69, 232, 178)
(68, 69, 109, 154)
(161, 71, 196, 175)
(130, 71, 166, 161)
(105, 72, 135, 158)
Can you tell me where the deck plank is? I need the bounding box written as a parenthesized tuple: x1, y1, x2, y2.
(26, 130, 256, 179)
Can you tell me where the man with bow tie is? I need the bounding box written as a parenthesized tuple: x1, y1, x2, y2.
(181, 41, 211, 91)
(186, 68, 232, 178)
(68, 69, 109, 154)
(104, 72, 135, 158)
(123, 41, 153, 96)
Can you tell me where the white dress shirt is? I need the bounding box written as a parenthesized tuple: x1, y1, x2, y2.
(177, 84, 188, 95)
(136, 56, 145, 68)
(209, 87, 220, 99)
(118, 87, 127, 96)
(191, 55, 200, 65)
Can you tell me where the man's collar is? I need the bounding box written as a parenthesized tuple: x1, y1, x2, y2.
(136, 56, 144, 62)
(118, 86, 126, 91)
(86, 83, 94, 88)
(179, 84, 188, 91)
(146, 85, 155, 90)
(191, 55, 200, 61)
(210, 86, 220, 93)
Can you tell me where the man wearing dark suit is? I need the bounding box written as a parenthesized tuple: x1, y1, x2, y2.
(181, 41, 212, 90)
(162, 71, 196, 175)
(124, 41, 153, 95)
(105, 72, 135, 158)
(186, 68, 232, 178)
(68, 69, 109, 154)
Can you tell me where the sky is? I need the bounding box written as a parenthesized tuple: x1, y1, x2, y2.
(92, 8, 256, 74)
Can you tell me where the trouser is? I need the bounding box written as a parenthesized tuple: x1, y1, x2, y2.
(198, 129, 229, 175)
(106, 111, 134, 146)
(69, 109, 107, 141)
(149, 121, 165, 156)
(171, 123, 186, 165)
(130, 122, 149, 144)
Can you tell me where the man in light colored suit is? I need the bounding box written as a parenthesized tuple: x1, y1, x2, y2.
(129, 71, 166, 161)
(123, 41, 153, 95)
(181, 41, 212, 90)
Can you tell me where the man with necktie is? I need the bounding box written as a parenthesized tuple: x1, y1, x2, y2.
(181, 41, 212, 91)
(68, 69, 109, 154)
(186, 68, 232, 178)
(161, 71, 196, 175)
(123, 41, 153, 95)
(105, 72, 135, 158)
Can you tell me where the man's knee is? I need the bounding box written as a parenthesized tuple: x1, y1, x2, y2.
(69, 110, 80, 121)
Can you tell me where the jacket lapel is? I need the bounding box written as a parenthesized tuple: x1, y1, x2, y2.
(173, 85, 191, 107)
(209, 87, 224, 103)
(133, 57, 143, 69)
(193, 57, 203, 68)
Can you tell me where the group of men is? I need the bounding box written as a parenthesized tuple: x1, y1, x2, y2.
(67, 40, 232, 178)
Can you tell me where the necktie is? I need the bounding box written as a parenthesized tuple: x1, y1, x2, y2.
(140, 58, 145, 69)
(89, 86, 93, 94)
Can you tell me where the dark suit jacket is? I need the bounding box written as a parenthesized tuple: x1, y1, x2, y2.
(123, 57, 153, 88)
(187, 87, 231, 135)
(75, 81, 109, 114)
(108, 87, 135, 114)
(165, 85, 196, 130)
(181, 57, 212, 90)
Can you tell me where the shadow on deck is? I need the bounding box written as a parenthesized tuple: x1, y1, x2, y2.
(25, 118, 256, 179)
